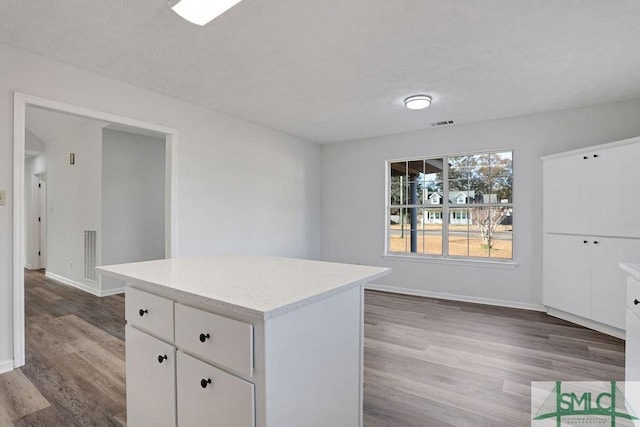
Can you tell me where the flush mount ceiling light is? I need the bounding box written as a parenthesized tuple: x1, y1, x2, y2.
(404, 95, 432, 110)
(169, 0, 243, 26)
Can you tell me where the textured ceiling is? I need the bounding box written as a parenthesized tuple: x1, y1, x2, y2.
(3, 0, 640, 143)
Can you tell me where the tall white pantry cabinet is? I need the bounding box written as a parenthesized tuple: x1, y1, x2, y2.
(542, 136, 640, 336)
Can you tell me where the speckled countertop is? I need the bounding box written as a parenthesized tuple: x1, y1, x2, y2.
(97, 255, 390, 320)
(621, 263, 640, 282)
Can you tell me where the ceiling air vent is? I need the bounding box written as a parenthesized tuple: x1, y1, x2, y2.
(431, 120, 455, 127)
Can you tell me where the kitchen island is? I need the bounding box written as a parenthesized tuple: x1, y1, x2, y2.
(98, 255, 390, 427)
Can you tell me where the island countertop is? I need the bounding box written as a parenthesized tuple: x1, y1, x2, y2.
(98, 255, 390, 320)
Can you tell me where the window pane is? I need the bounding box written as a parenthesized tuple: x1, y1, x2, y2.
(448, 208, 470, 257)
(419, 208, 442, 255)
(448, 155, 470, 182)
(468, 206, 513, 259)
(388, 207, 408, 253)
(491, 151, 513, 204)
(389, 162, 409, 205)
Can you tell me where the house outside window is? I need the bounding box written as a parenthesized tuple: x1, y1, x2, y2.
(387, 150, 513, 260)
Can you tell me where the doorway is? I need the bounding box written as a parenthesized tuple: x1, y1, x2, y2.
(12, 92, 178, 368)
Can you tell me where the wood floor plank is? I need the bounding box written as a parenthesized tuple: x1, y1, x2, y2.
(0, 369, 50, 421)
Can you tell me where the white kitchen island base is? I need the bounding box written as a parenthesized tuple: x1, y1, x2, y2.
(98, 255, 390, 427)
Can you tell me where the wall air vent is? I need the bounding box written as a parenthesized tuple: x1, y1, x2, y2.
(84, 229, 97, 282)
(431, 120, 455, 127)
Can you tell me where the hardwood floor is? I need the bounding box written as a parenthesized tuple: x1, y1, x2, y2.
(0, 270, 125, 426)
(363, 291, 626, 426)
(0, 271, 626, 426)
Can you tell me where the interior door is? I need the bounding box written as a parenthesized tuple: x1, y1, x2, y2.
(36, 175, 46, 269)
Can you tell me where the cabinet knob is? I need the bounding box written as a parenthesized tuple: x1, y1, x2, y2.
(634, 299, 639, 306)
(200, 378, 212, 389)
(199, 333, 211, 343)
(157, 354, 167, 364)
(593, 241, 599, 245)
(593, 154, 599, 158)
(139, 309, 148, 317)
(583, 240, 588, 244)
(583, 156, 588, 160)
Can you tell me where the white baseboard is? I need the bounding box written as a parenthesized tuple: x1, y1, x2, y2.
(0, 359, 14, 374)
(546, 307, 625, 340)
(365, 283, 546, 312)
(24, 263, 33, 270)
(45, 272, 124, 297)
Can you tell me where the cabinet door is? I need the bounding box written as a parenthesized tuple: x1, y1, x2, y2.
(543, 155, 591, 234)
(126, 325, 176, 427)
(590, 143, 640, 238)
(627, 311, 640, 381)
(543, 234, 591, 318)
(626, 311, 640, 425)
(177, 351, 255, 427)
(591, 238, 640, 329)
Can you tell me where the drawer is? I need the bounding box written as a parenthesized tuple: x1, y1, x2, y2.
(628, 277, 640, 317)
(175, 303, 253, 377)
(126, 287, 174, 341)
(177, 351, 255, 427)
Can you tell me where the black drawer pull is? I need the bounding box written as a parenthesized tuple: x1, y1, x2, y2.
(139, 309, 148, 317)
(583, 240, 588, 244)
(593, 241, 599, 245)
(593, 154, 599, 158)
(199, 333, 210, 343)
(583, 156, 588, 160)
(634, 299, 639, 306)
(157, 354, 167, 364)
(201, 378, 212, 389)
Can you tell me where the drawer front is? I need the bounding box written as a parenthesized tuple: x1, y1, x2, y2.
(177, 351, 255, 427)
(126, 325, 176, 427)
(175, 303, 253, 377)
(628, 277, 640, 317)
(126, 287, 174, 341)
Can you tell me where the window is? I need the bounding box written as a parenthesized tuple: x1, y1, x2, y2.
(387, 150, 513, 260)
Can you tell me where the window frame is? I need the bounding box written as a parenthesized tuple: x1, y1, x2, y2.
(384, 149, 516, 266)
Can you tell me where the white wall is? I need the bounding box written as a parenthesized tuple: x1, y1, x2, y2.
(321, 98, 640, 307)
(44, 120, 105, 287)
(101, 128, 166, 292)
(0, 44, 321, 367)
(23, 154, 46, 269)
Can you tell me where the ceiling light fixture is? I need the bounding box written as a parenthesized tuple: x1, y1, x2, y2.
(169, 0, 243, 26)
(404, 95, 432, 110)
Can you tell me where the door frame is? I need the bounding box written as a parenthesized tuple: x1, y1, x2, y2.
(12, 91, 178, 368)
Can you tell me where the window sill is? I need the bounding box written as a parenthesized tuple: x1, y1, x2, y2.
(382, 254, 518, 269)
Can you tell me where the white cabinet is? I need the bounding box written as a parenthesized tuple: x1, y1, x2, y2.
(125, 325, 176, 427)
(542, 136, 640, 333)
(543, 234, 591, 319)
(544, 235, 640, 330)
(175, 303, 253, 377)
(623, 267, 640, 425)
(177, 351, 255, 427)
(98, 255, 389, 427)
(125, 289, 256, 427)
(543, 140, 640, 237)
(123, 284, 365, 427)
(543, 154, 591, 235)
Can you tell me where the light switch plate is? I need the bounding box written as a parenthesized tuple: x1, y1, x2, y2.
(0, 190, 6, 206)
